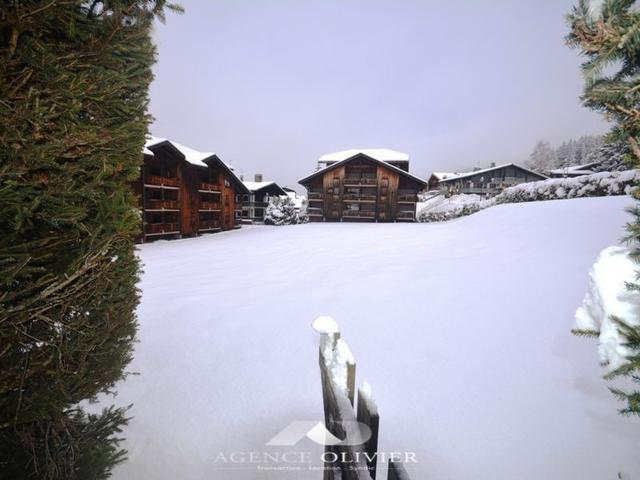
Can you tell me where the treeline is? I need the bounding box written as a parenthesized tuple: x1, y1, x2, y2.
(526, 135, 629, 173)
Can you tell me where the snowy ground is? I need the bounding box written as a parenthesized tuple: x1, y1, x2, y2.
(109, 196, 639, 480)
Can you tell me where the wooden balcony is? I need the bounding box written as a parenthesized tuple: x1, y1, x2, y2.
(145, 199, 179, 210)
(243, 201, 269, 208)
(343, 177, 377, 186)
(146, 175, 179, 188)
(199, 201, 221, 211)
(343, 194, 377, 202)
(199, 220, 221, 231)
(343, 210, 375, 218)
(308, 192, 323, 200)
(396, 211, 415, 220)
(145, 223, 180, 235)
(398, 194, 418, 202)
(198, 182, 222, 192)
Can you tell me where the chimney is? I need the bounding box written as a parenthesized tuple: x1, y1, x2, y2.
(254, 173, 263, 182)
(490, 162, 496, 168)
(239, 174, 244, 181)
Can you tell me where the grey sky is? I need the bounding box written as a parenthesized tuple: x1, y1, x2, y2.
(149, 0, 608, 190)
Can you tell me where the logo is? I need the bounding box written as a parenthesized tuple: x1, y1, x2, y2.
(266, 421, 372, 446)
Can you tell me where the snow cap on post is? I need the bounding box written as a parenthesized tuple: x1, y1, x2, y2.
(312, 315, 340, 336)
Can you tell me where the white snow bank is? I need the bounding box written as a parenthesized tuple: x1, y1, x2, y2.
(574, 245, 640, 370)
(417, 194, 495, 222)
(107, 196, 638, 480)
(419, 170, 638, 223)
(497, 170, 639, 204)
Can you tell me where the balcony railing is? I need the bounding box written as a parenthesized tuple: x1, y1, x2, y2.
(199, 201, 221, 210)
(145, 223, 179, 235)
(343, 210, 375, 218)
(343, 194, 377, 201)
(199, 220, 221, 231)
(397, 194, 418, 202)
(145, 199, 179, 210)
(308, 192, 323, 200)
(199, 182, 221, 192)
(146, 175, 179, 187)
(343, 177, 377, 186)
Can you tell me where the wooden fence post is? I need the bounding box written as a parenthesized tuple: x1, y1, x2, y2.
(387, 461, 411, 480)
(313, 316, 411, 480)
(357, 385, 380, 479)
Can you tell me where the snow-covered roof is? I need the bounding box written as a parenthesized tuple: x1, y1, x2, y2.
(145, 136, 216, 168)
(144, 135, 249, 194)
(549, 163, 599, 175)
(243, 181, 287, 195)
(430, 172, 456, 180)
(143, 146, 154, 156)
(438, 163, 547, 183)
(243, 181, 276, 191)
(300, 149, 427, 187)
(319, 148, 409, 163)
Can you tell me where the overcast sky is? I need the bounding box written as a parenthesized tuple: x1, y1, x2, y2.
(149, 0, 608, 190)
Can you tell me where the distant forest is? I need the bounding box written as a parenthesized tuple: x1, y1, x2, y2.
(525, 136, 629, 173)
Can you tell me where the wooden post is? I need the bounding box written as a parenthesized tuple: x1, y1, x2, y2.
(357, 386, 380, 479)
(347, 359, 356, 406)
(387, 461, 411, 480)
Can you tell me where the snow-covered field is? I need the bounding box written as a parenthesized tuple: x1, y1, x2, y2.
(109, 196, 639, 480)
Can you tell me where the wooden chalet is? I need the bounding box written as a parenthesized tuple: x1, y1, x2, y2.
(428, 163, 547, 197)
(240, 174, 287, 223)
(134, 137, 249, 242)
(549, 161, 600, 178)
(298, 149, 427, 222)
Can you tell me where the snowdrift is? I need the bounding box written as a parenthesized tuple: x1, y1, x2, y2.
(418, 169, 638, 223)
(574, 245, 640, 370)
(107, 196, 638, 480)
(497, 169, 639, 204)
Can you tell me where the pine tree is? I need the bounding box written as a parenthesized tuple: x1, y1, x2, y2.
(567, 0, 640, 416)
(0, 1, 181, 478)
(264, 196, 302, 225)
(527, 140, 556, 172)
(589, 140, 631, 171)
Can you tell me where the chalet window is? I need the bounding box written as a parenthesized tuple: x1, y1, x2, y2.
(224, 180, 230, 187)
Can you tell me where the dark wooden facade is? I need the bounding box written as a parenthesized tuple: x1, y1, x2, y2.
(135, 140, 248, 242)
(299, 153, 427, 222)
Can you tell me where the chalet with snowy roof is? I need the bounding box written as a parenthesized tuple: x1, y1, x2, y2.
(428, 163, 547, 197)
(549, 161, 601, 178)
(298, 149, 427, 222)
(240, 174, 287, 223)
(427, 172, 457, 191)
(134, 137, 249, 241)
